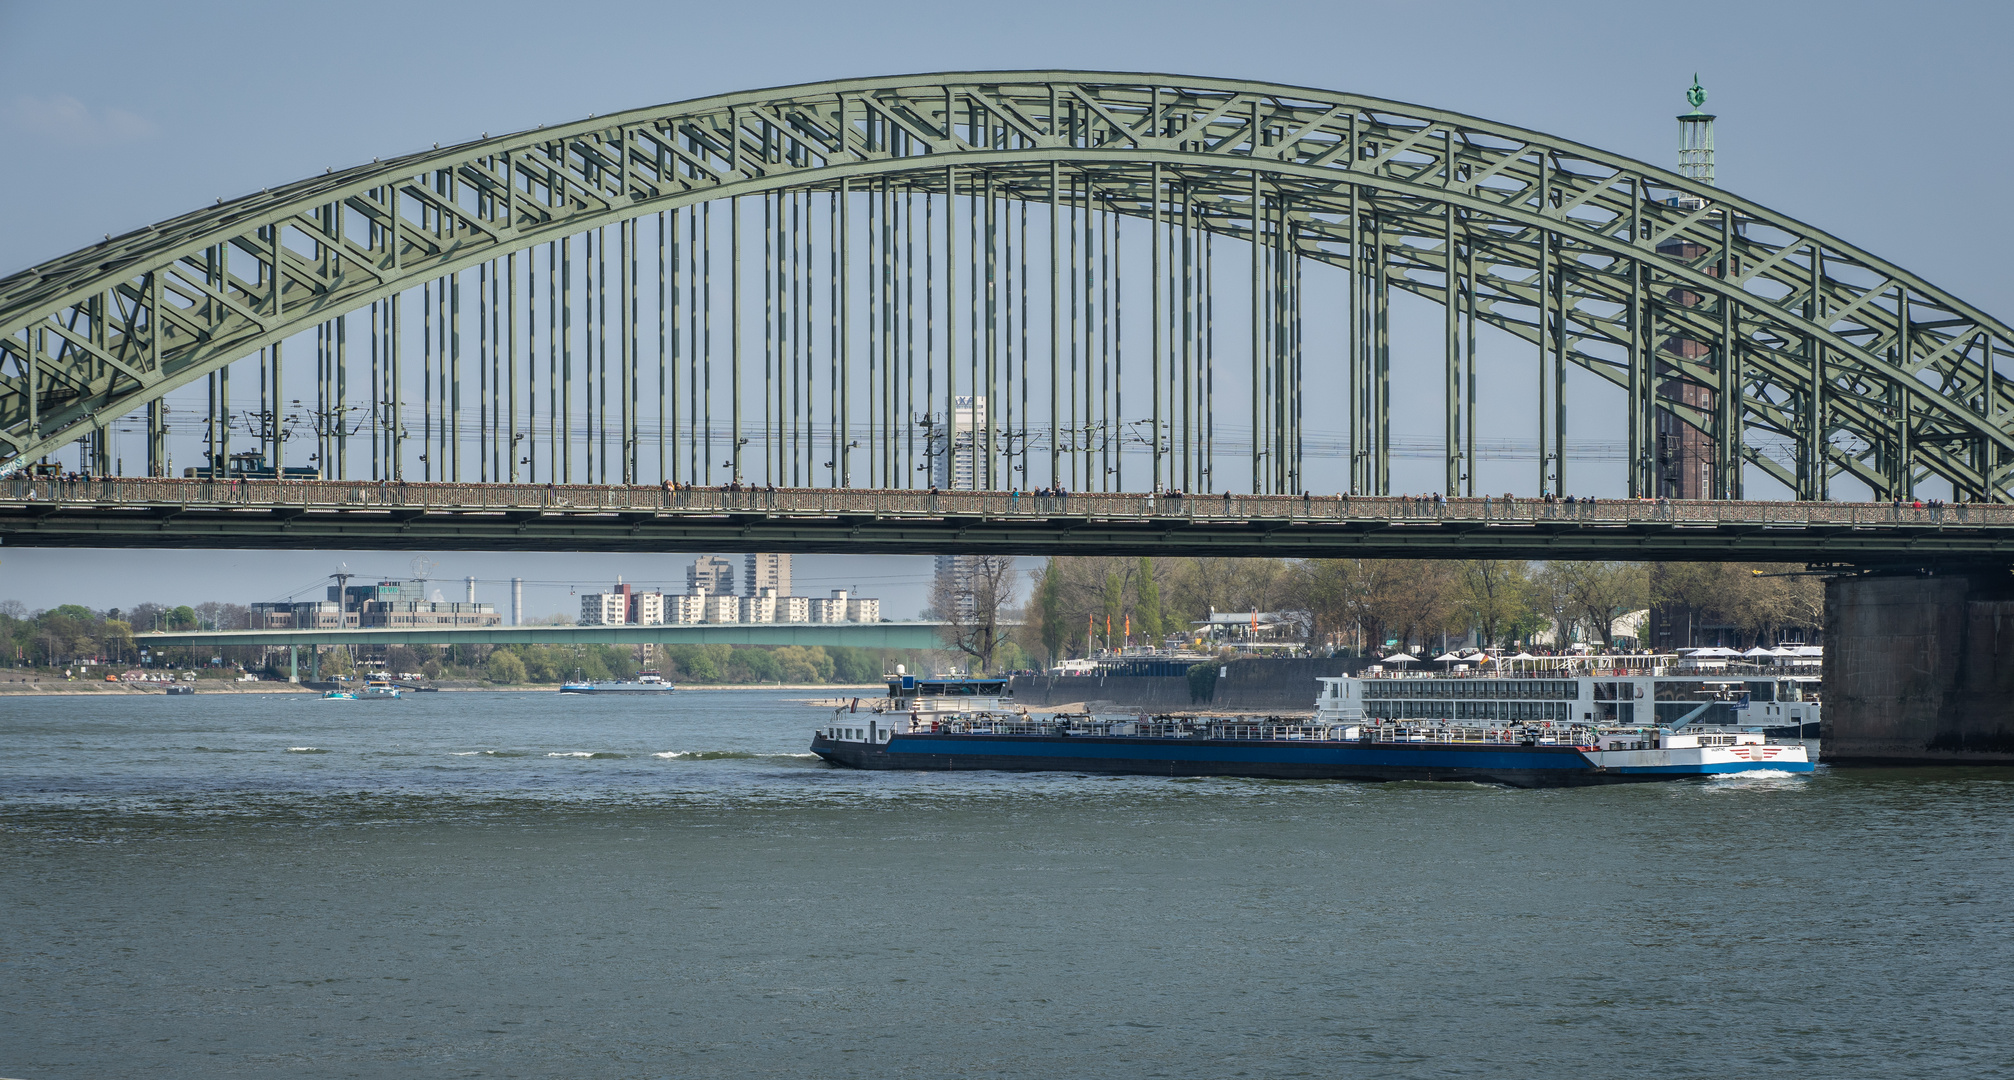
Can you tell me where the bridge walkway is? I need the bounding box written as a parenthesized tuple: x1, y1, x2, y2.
(0, 479, 2006, 562)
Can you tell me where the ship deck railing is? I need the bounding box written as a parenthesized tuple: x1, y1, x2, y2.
(1357, 723, 1599, 747)
(1357, 663, 1818, 680)
(916, 717, 1600, 746)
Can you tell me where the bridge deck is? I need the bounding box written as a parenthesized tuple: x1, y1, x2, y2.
(0, 479, 2005, 562)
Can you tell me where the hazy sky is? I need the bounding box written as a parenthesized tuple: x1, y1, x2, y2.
(1, 0, 2008, 617)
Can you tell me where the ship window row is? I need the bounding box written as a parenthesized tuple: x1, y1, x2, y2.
(1364, 700, 1570, 722)
(1367, 680, 1577, 701)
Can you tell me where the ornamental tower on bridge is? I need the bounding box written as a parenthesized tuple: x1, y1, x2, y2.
(1654, 76, 1722, 501)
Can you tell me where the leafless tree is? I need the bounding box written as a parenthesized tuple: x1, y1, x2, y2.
(1538, 561, 1649, 648)
(931, 555, 1018, 673)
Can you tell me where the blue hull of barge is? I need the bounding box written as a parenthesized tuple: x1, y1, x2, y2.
(1608, 760, 1815, 776)
(812, 732, 1623, 788)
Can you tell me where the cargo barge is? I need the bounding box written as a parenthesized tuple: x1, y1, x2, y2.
(559, 670, 675, 694)
(811, 659, 1815, 788)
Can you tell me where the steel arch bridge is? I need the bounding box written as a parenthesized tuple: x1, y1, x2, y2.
(4, 71, 2012, 503)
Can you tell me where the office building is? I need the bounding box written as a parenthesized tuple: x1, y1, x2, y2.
(257, 579, 500, 630)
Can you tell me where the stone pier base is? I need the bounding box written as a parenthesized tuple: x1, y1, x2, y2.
(1824, 568, 2014, 764)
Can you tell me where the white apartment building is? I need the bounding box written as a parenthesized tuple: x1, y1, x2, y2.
(576, 579, 883, 625)
(744, 553, 790, 597)
(934, 395, 985, 491)
(580, 591, 627, 625)
(809, 590, 849, 623)
(702, 593, 744, 624)
(666, 591, 707, 625)
(803, 589, 880, 623)
(935, 554, 983, 620)
(580, 583, 669, 626)
(931, 396, 987, 623)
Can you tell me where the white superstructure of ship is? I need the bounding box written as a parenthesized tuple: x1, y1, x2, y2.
(1314, 648, 1817, 777)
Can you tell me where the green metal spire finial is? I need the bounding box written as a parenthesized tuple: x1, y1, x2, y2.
(1685, 75, 1707, 113)
(1677, 73, 1716, 184)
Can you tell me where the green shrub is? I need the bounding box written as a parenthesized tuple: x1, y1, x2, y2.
(1187, 663, 1218, 704)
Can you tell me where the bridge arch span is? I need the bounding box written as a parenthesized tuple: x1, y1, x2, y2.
(4, 71, 2010, 500)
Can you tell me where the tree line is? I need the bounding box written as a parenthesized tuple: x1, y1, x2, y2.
(0, 600, 261, 669)
(454, 643, 921, 685)
(1022, 557, 1823, 663)
(4, 557, 1822, 678)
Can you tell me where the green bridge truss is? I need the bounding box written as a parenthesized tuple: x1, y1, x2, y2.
(4, 71, 2012, 500)
(139, 621, 952, 650)
(5, 480, 2011, 565)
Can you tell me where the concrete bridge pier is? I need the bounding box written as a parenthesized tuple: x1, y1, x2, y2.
(1824, 566, 2014, 763)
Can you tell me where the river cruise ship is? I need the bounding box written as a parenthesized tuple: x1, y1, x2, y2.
(809, 655, 1815, 788)
(1325, 652, 1821, 739)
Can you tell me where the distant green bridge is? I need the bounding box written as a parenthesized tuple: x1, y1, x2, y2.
(143, 621, 950, 650)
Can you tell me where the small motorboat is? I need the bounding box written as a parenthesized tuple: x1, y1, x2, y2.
(326, 679, 403, 700)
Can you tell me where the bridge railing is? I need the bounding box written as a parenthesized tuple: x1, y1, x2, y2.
(0, 477, 2003, 527)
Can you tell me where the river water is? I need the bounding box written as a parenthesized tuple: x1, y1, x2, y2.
(3, 689, 2011, 1079)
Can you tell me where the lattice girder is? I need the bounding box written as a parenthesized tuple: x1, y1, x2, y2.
(3, 72, 2009, 498)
